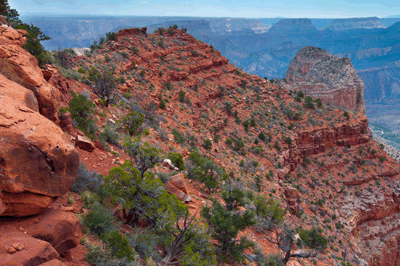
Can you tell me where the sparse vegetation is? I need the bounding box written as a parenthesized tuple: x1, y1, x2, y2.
(68, 92, 97, 135)
(88, 67, 118, 107)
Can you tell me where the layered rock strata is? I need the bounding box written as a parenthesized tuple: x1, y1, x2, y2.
(285, 46, 366, 113)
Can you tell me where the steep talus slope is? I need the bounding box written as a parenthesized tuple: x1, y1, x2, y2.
(322, 17, 385, 31)
(284, 46, 366, 114)
(58, 27, 400, 265)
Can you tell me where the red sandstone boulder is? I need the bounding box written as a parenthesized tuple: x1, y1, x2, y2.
(75, 135, 95, 152)
(165, 182, 191, 202)
(0, 93, 79, 217)
(0, 229, 59, 266)
(26, 208, 82, 255)
(58, 111, 73, 129)
(169, 173, 188, 194)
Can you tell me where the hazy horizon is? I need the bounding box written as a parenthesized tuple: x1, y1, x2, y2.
(20, 13, 399, 19)
(10, 0, 400, 19)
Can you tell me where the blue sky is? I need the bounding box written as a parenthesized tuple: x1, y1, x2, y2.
(9, 0, 400, 18)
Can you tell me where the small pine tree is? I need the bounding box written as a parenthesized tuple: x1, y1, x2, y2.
(123, 139, 162, 178)
(258, 132, 266, 141)
(68, 93, 96, 133)
(179, 89, 185, 102)
(88, 67, 117, 107)
(167, 152, 185, 171)
(202, 139, 212, 150)
(121, 111, 145, 136)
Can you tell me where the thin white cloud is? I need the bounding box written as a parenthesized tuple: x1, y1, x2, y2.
(141, 1, 149, 3)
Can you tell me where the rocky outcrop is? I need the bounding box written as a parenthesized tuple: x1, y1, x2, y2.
(75, 135, 95, 152)
(27, 208, 82, 255)
(166, 173, 191, 202)
(0, 30, 60, 122)
(284, 187, 299, 214)
(279, 117, 371, 172)
(285, 46, 366, 113)
(0, 72, 79, 217)
(322, 17, 385, 31)
(0, 23, 27, 46)
(116, 27, 147, 38)
(268, 19, 317, 34)
(295, 118, 370, 155)
(338, 181, 400, 266)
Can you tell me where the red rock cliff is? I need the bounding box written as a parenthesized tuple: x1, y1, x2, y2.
(285, 46, 366, 114)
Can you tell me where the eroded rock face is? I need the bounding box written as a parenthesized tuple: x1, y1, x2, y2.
(0, 78, 79, 217)
(284, 187, 299, 214)
(285, 46, 366, 113)
(0, 24, 27, 46)
(0, 74, 39, 112)
(166, 174, 191, 203)
(339, 180, 400, 265)
(0, 32, 60, 121)
(279, 110, 399, 265)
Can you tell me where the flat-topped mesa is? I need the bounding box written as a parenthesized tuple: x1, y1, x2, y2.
(322, 17, 385, 31)
(285, 46, 366, 114)
(268, 18, 318, 34)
